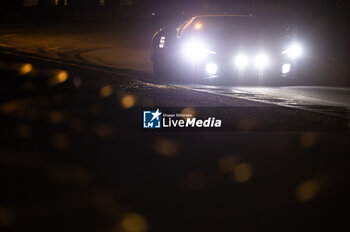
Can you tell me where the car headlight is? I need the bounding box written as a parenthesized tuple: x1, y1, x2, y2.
(254, 53, 269, 68)
(282, 43, 302, 58)
(282, 63, 292, 74)
(234, 54, 248, 69)
(183, 39, 216, 61)
(205, 63, 218, 75)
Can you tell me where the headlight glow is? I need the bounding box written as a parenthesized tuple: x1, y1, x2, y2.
(282, 63, 291, 74)
(183, 40, 215, 61)
(282, 43, 302, 58)
(206, 63, 218, 75)
(254, 53, 269, 68)
(234, 54, 248, 69)
(194, 23, 202, 30)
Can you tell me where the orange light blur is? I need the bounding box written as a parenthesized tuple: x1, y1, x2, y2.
(121, 213, 148, 232)
(19, 63, 32, 75)
(121, 95, 136, 109)
(49, 71, 68, 86)
(194, 23, 202, 30)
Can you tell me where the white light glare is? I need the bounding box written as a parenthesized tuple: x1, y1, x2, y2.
(255, 53, 269, 68)
(183, 40, 215, 61)
(234, 54, 248, 68)
(206, 63, 218, 75)
(282, 63, 291, 74)
(283, 44, 302, 58)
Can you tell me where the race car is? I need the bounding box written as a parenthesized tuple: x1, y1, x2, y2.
(151, 15, 303, 82)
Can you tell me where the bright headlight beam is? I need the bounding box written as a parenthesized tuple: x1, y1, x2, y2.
(206, 63, 218, 75)
(184, 41, 206, 60)
(183, 40, 215, 61)
(288, 44, 302, 58)
(282, 44, 302, 58)
(282, 63, 291, 74)
(255, 53, 269, 68)
(234, 54, 248, 69)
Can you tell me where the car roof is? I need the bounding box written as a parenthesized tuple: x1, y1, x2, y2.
(191, 14, 254, 20)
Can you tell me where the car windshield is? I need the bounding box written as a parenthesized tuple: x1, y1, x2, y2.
(191, 16, 262, 34)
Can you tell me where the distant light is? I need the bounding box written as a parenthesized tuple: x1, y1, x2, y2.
(100, 85, 113, 98)
(254, 53, 269, 68)
(151, 12, 156, 16)
(19, 63, 32, 75)
(282, 63, 291, 74)
(233, 163, 253, 183)
(121, 95, 136, 109)
(206, 63, 217, 75)
(234, 54, 248, 69)
(49, 71, 68, 86)
(57, 71, 68, 82)
(296, 180, 319, 202)
(121, 213, 148, 232)
(99, 0, 105, 6)
(54, 0, 58, 6)
(194, 23, 202, 30)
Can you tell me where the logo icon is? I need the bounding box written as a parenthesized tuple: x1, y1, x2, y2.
(143, 109, 162, 128)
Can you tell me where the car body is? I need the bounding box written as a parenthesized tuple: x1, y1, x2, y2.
(151, 15, 303, 82)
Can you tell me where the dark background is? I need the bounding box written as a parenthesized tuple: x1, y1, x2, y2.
(1, 1, 350, 232)
(1, 0, 349, 60)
